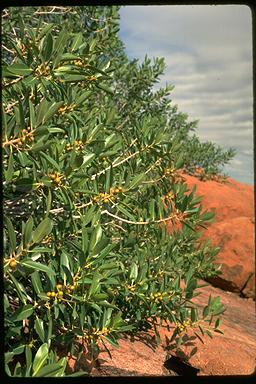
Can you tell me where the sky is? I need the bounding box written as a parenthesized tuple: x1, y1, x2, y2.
(119, 5, 254, 185)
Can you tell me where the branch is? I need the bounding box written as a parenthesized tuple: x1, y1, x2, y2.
(3, 76, 24, 89)
(90, 149, 140, 180)
(101, 209, 176, 226)
(90, 143, 152, 180)
(2, 45, 14, 54)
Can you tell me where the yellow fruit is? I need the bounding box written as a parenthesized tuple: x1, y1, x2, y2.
(50, 292, 56, 298)
(57, 291, 63, 297)
(56, 284, 63, 290)
(9, 259, 17, 269)
(55, 177, 61, 184)
(46, 292, 52, 297)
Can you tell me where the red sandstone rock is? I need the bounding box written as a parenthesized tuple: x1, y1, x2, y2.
(183, 174, 254, 223)
(182, 174, 255, 298)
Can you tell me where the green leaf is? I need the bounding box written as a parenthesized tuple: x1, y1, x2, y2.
(214, 318, 221, 329)
(9, 274, 27, 304)
(39, 23, 54, 39)
(104, 335, 119, 347)
(39, 152, 60, 171)
(31, 141, 53, 153)
(200, 210, 215, 222)
(53, 29, 68, 56)
(14, 178, 35, 192)
(130, 262, 138, 280)
(95, 83, 114, 95)
(46, 189, 52, 216)
(36, 98, 48, 127)
(42, 33, 53, 61)
(29, 99, 36, 129)
(5, 217, 16, 254)
(89, 225, 103, 252)
(21, 260, 55, 275)
(149, 199, 155, 221)
(71, 32, 83, 52)
(127, 172, 145, 190)
(5, 63, 32, 77)
(81, 226, 88, 255)
(25, 345, 32, 376)
(88, 277, 101, 298)
(47, 317, 53, 346)
(32, 217, 53, 244)
(35, 358, 66, 377)
(35, 317, 45, 343)
(203, 305, 209, 318)
(31, 271, 43, 295)
(23, 216, 34, 248)
(76, 90, 91, 105)
(12, 344, 25, 355)
(11, 304, 34, 322)
(117, 205, 136, 221)
(32, 343, 49, 376)
(42, 101, 64, 124)
(5, 151, 14, 183)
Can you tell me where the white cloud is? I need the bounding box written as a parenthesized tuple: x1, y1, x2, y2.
(119, 5, 253, 184)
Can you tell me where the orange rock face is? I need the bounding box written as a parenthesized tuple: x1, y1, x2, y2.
(183, 174, 255, 298)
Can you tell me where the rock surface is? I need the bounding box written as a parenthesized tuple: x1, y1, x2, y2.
(92, 282, 256, 376)
(183, 174, 255, 298)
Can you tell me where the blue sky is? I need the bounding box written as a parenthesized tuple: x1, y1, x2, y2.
(119, 5, 253, 184)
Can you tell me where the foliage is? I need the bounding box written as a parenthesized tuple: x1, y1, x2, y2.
(3, 6, 226, 377)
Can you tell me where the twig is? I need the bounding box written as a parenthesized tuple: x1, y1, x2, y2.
(90, 149, 140, 180)
(3, 76, 24, 89)
(101, 209, 175, 226)
(2, 45, 14, 54)
(34, 6, 76, 14)
(90, 143, 152, 180)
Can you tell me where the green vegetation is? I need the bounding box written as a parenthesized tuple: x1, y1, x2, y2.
(3, 6, 228, 377)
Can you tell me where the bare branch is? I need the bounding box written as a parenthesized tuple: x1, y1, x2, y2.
(101, 209, 176, 226)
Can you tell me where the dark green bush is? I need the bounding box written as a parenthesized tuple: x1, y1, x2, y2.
(3, 6, 226, 377)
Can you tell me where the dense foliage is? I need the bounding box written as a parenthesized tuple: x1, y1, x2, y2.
(3, 6, 227, 377)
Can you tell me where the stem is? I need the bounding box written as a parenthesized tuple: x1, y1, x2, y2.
(101, 209, 175, 226)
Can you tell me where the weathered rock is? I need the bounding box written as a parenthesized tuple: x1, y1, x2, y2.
(183, 174, 255, 298)
(92, 282, 256, 376)
(183, 174, 254, 223)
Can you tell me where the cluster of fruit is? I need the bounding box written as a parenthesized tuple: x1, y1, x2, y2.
(46, 283, 76, 300)
(127, 284, 136, 293)
(57, 103, 76, 115)
(34, 63, 51, 77)
(17, 40, 26, 55)
(73, 59, 84, 67)
(65, 140, 84, 152)
(48, 172, 64, 187)
(83, 326, 109, 343)
(9, 258, 17, 270)
(164, 167, 176, 177)
(165, 167, 185, 183)
(165, 191, 175, 201)
(175, 318, 192, 332)
(13, 128, 34, 149)
(92, 187, 124, 204)
(149, 291, 170, 304)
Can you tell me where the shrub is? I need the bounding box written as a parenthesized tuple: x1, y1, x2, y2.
(3, 6, 225, 377)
